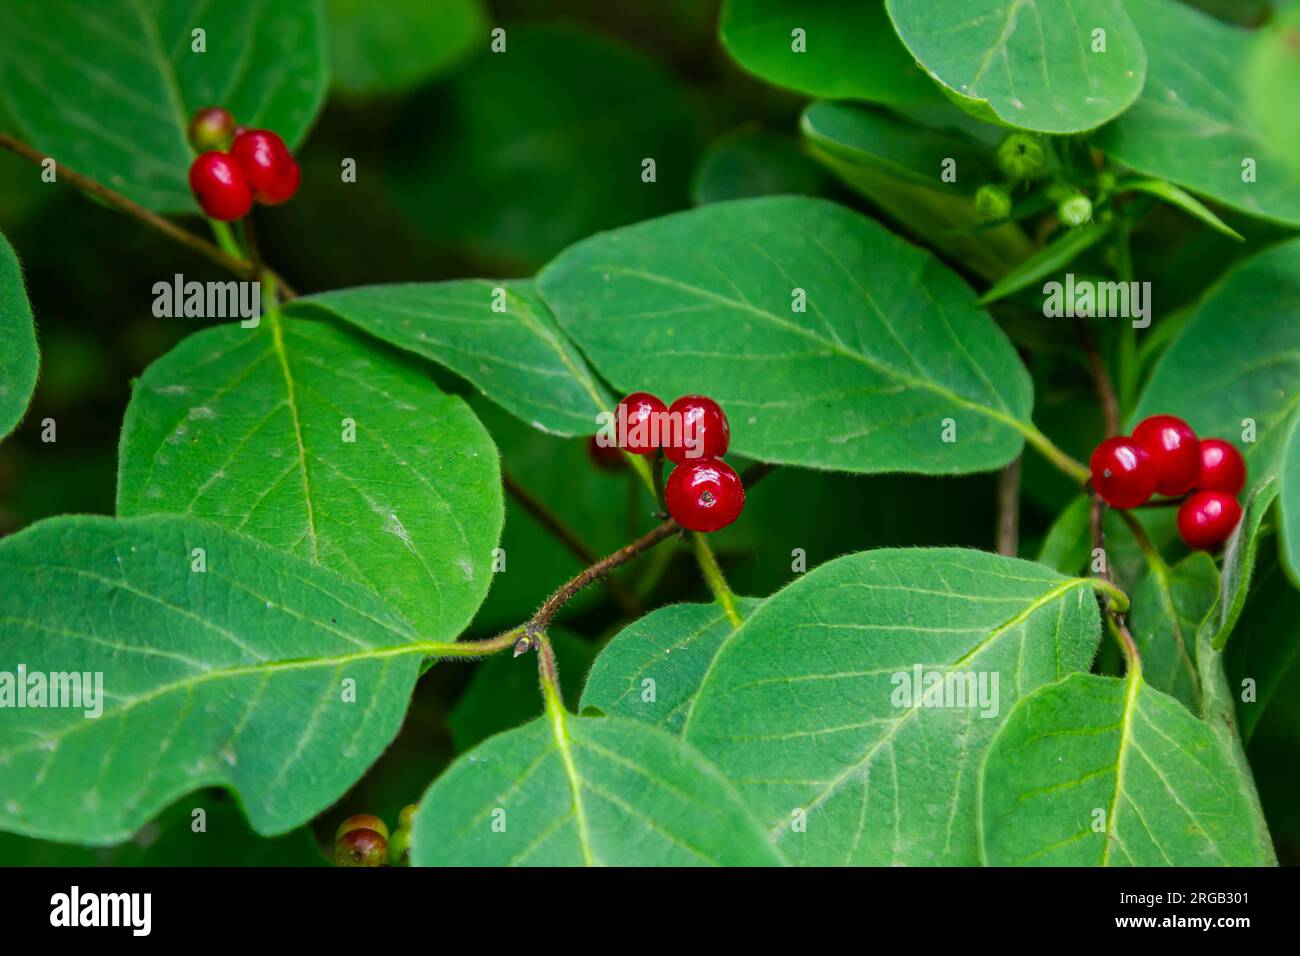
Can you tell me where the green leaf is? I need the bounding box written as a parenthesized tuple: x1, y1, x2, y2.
(116, 315, 503, 639)
(326, 0, 485, 97)
(410, 712, 783, 866)
(0, 230, 37, 441)
(979, 671, 1272, 865)
(448, 629, 598, 753)
(580, 599, 762, 734)
(719, 0, 944, 106)
(1127, 552, 1218, 713)
(682, 548, 1103, 865)
(0, 0, 328, 212)
(388, 23, 700, 267)
(1201, 477, 1279, 652)
(883, 0, 1146, 134)
(800, 101, 1034, 283)
(1228, 549, 1300, 743)
(1118, 179, 1244, 242)
(691, 127, 831, 206)
(289, 280, 611, 437)
(539, 196, 1036, 475)
(1133, 238, 1300, 584)
(1096, 0, 1300, 227)
(979, 224, 1110, 305)
(0, 514, 433, 845)
(1036, 495, 1092, 575)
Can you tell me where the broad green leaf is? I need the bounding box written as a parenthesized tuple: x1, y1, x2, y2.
(883, 0, 1146, 134)
(1228, 550, 1300, 743)
(411, 712, 783, 866)
(1097, 0, 1300, 227)
(1245, 4, 1300, 179)
(580, 599, 762, 734)
(979, 671, 1272, 865)
(719, 0, 944, 106)
(800, 101, 1034, 283)
(116, 315, 503, 639)
(0, 514, 434, 845)
(1201, 477, 1279, 653)
(0, 0, 328, 212)
(448, 629, 598, 752)
(1036, 495, 1091, 575)
(1119, 179, 1244, 242)
(388, 23, 700, 267)
(289, 280, 611, 437)
(682, 549, 1103, 865)
(979, 224, 1110, 305)
(1133, 238, 1300, 584)
(0, 230, 37, 441)
(539, 196, 1037, 475)
(691, 127, 831, 206)
(326, 0, 485, 97)
(1127, 552, 1218, 713)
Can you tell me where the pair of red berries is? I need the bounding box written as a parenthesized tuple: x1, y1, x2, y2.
(605, 392, 745, 533)
(1089, 414, 1247, 550)
(187, 106, 301, 221)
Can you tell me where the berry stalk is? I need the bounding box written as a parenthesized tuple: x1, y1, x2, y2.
(691, 531, 742, 627)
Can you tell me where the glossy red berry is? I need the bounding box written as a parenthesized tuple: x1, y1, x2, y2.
(615, 392, 667, 455)
(1177, 491, 1242, 551)
(1197, 438, 1246, 496)
(188, 151, 253, 221)
(1132, 414, 1201, 496)
(334, 828, 388, 867)
(230, 128, 300, 204)
(1090, 437, 1156, 509)
(666, 458, 745, 532)
(187, 106, 235, 151)
(664, 394, 731, 465)
(586, 434, 626, 472)
(335, 813, 389, 843)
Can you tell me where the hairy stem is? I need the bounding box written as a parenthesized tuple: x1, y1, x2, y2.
(1090, 494, 1141, 668)
(0, 130, 297, 298)
(995, 455, 1022, 556)
(1022, 424, 1089, 484)
(691, 532, 742, 626)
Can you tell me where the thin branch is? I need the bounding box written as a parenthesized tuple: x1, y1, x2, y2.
(502, 469, 640, 616)
(0, 130, 297, 298)
(995, 455, 1022, 556)
(1075, 316, 1120, 437)
(1090, 493, 1141, 669)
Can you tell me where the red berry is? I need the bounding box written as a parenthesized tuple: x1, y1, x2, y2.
(664, 394, 731, 465)
(334, 828, 388, 867)
(1197, 438, 1246, 496)
(188, 106, 235, 151)
(188, 151, 253, 221)
(615, 392, 667, 455)
(335, 813, 389, 843)
(586, 434, 626, 472)
(1132, 414, 1201, 496)
(1089, 437, 1156, 509)
(1177, 491, 1242, 551)
(230, 129, 300, 205)
(666, 458, 745, 532)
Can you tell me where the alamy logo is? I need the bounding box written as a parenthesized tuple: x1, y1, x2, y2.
(152, 273, 261, 327)
(50, 886, 151, 936)
(1043, 273, 1151, 328)
(594, 406, 703, 458)
(0, 664, 103, 718)
(890, 665, 1000, 718)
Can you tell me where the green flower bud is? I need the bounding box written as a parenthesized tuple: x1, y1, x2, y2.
(974, 184, 1012, 223)
(335, 813, 389, 844)
(398, 804, 418, 830)
(1058, 195, 1094, 227)
(334, 828, 388, 867)
(389, 827, 412, 866)
(997, 133, 1047, 183)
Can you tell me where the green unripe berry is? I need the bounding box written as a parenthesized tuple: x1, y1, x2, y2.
(1058, 195, 1094, 227)
(334, 828, 388, 867)
(336, 813, 389, 844)
(1096, 170, 1117, 195)
(398, 804, 418, 829)
(974, 184, 1012, 223)
(389, 827, 412, 866)
(187, 106, 236, 152)
(997, 133, 1047, 182)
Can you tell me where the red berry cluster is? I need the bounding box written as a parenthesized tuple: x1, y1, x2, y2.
(602, 392, 745, 533)
(1089, 414, 1246, 551)
(186, 106, 301, 221)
